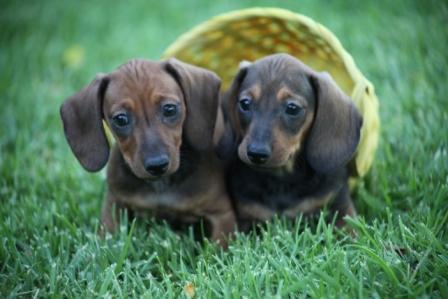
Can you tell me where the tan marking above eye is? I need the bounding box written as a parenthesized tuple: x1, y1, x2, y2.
(276, 86, 308, 108)
(276, 86, 293, 101)
(241, 83, 261, 101)
(153, 93, 182, 103)
(109, 98, 136, 115)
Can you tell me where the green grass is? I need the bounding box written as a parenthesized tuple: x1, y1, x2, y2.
(1, 0, 447, 297)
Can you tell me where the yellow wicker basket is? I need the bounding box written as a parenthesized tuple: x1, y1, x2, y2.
(162, 7, 380, 179)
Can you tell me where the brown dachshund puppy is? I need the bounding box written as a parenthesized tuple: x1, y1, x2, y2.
(214, 53, 363, 231)
(61, 58, 236, 246)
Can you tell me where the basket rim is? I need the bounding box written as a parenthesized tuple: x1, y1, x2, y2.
(162, 7, 371, 92)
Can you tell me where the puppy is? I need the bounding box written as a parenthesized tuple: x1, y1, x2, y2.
(60, 58, 236, 246)
(214, 53, 363, 230)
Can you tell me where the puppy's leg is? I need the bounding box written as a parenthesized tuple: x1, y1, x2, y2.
(206, 197, 237, 248)
(329, 183, 357, 228)
(99, 190, 125, 235)
(207, 211, 237, 249)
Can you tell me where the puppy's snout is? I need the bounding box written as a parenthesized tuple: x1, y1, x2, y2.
(144, 155, 170, 176)
(247, 143, 271, 165)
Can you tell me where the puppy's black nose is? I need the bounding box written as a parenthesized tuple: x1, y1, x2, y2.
(144, 155, 169, 176)
(247, 144, 271, 165)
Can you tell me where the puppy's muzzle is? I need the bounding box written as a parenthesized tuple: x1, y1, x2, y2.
(144, 155, 170, 176)
(247, 143, 271, 165)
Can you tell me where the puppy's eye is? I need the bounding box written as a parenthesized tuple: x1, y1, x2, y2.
(112, 113, 130, 127)
(285, 103, 302, 116)
(162, 104, 178, 117)
(239, 97, 252, 112)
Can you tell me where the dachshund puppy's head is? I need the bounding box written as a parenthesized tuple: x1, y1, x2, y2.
(61, 58, 221, 179)
(214, 53, 362, 174)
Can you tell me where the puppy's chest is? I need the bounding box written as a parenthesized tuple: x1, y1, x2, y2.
(229, 160, 338, 212)
(120, 169, 216, 215)
(140, 175, 203, 208)
(146, 176, 182, 195)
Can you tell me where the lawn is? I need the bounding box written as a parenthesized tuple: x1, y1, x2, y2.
(1, 0, 447, 297)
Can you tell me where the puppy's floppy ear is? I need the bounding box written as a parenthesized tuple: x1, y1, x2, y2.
(164, 58, 221, 152)
(306, 72, 363, 174)
(213, 65, 249, 160)
(60, 74, 110, 172)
